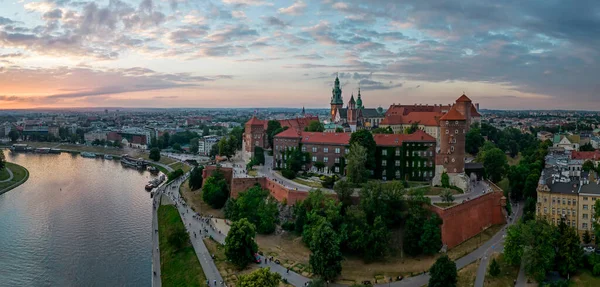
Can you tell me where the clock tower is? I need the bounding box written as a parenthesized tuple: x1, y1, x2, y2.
(330, 75, 343, 122)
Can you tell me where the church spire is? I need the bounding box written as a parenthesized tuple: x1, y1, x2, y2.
(301, 106, 305, 116)
(331, 76, 343, 105)
(356, 88, 363, 109)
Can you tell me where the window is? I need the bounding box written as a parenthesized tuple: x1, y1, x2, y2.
(450, 146, 454, 152)
(312, 147, 317, 152)
(395, 170, 400, 178)
(345, 148, 349, 154)
(562, 208, 566, 215)
(584, 197, 588, 201)
(584, 213, 589, 219)
(583, 223, 588, 229)
(562, 199, 566, 204)
(445, 130, 449, 134)
(324, 157, 328, 163)
(382, 170, 386, 176)
(382, 160, 387, 167)
(429, 151, 433, 156)
(302, 146, 306, 152)
(552, 218, 556, 225)
(324, 147, 329, 153)
(455, 121, 458, 125)
(312, 156, 317, 162)
(573, 221, 576, 227)
(395, 160, 400, 167)
(382, 149, 387, 156)
(568, 199, 571, 205)
(335, 166, 339, 172)
(335, 148, 340, 154)
(406, 161, 409, 167)
(455, 130, 459, 134)
(544, 207, 548, 213)
(553, 198, 556, 203)
(572, 209, 576, 216)
(395, 148, 400, 156)
(451, 158, 455, 162)
(584, 205, 589, 210)
(335, 157, 340, 163)
(552, 208, 555, 214)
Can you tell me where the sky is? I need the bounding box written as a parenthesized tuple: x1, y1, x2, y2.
(0, 0, 599, 110)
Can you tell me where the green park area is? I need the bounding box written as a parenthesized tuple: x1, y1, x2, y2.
(158, 205, 207, 287)
(0, 162, 30, 193)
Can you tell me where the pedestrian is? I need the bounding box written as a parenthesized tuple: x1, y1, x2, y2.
(286, 268, 289, 274)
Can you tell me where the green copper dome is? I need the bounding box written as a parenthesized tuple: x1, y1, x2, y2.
(356, 88, 363, 109)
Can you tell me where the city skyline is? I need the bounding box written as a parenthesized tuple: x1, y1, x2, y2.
(1, 0, 599, 110)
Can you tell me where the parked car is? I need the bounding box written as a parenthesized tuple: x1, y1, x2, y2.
(254, 253, 261, 263)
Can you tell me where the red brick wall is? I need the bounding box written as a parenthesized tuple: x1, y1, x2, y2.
(230, 177, 266, 198)
(430, 190, 506, 249)
(202, 166, 233, 187)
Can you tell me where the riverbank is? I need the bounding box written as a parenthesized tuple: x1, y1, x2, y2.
(0, 162, 29, 194)
(158, 205, 207, 286)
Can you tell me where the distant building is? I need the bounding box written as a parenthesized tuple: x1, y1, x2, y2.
(553, 134, 580, 151)
(537, 131, 554, 142)
(84, 130, 107, 143)
(329, 76, 386, 131)
(107, 128, 150, 149)
(198, 135, 220, 156)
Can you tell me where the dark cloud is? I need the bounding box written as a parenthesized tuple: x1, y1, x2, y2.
(42, 9, 63, 20)
(0, 53, 24, 58)
(293, 53, 323, 60)
(358, 79, 403, 90)
(0, 16, 17, 25)
(262, 16, 288, 28)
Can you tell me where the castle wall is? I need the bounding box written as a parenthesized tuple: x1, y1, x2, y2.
(429, 189, 506, 249)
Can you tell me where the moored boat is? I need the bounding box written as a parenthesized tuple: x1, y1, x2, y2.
(81, 152, 96, 158)
(104, 154, 113, 160)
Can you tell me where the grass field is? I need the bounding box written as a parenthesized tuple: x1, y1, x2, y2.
(180, 178, 225, 218)
(570, 270, 600, 287)
(169, 162, 192, 173)
(497, 178, 510, 193)
(0, 166, 10, 181)
(0, 162, 29, 193)
(482, 253, 519, 287)
(434, 202, 458, 208)
(447, 224, 504, 261)
(457, 260, 479, 287)
(292, 178, 323, 189)
(422, 186, 464, 196)
(158, 205, 207, 287)
(204, 238, 258, 285)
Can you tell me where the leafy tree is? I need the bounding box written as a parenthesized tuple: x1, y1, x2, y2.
(583, 160, 596, 172)
(489, 258, 501, 277)
(172, 143, 182, 151)
(508, 140, 519, 158)
(161, 132, 171, 149)
(349, 129, 376, 169)
(168, 169, 184, 181)
(584, 230, 592, 244)
(266, 120, 282, 148)
(420, 214, 442, 255)
(580, 142, 595, 151)
(254, 146, 265, 165)
(218, 136, 234, 159)
(280, 146, 310, 176)
(441, 189, 454, 204)
(202, 126, 210, 136)
(371, 126, 393, 134)
(149, 147, 161, 162)
(555, 218, 583, 276)
(168, 225, 189, 252)
(189, 137, 199, 154)
(346, 143, 369, 184)
(483, 147, 508, 182)
(236, 267, 281, 287)
(229, 126, 244, 150)
(0, 151, 5, 170)
(334, 127, 344, 133)
(441, 172, 450, 188)
(520, 219, 557, 282)
(465, 125, 484, 155)
(428, 255, 457, 287)
(359, 181, 405, 226)
(364, 216, 390, 261)
(225, 218, 258, 269)
(202, 171, 229, 208)
(404, 122, 420, 134)
(209, 144, 219, 158)
(8, 129, 19, 142)
(333, 180, 354, 214)
(305, 120, 325, 132)
(403, 206, 426, 256)
(188, 166, 204, 190)
(307, 278, 326, 287)
(224, 186, 278, 234)
(309, 222, 343, 281)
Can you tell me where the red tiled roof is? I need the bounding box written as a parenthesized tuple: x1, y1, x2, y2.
(456, 94, 472, 102)
(300, 132, 351, 145)
(440, 106, 466, 121)
(274, 116, 319, 131)
(572, 151, 600, 161)
(374, 130, 435, 146)
(246, 116, 265, 126)
(274, 128, 301, 138)
(470, 105, 481, 117)
(380, 111, 442, 126)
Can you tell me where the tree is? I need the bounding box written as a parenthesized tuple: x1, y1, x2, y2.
(346, 143, 369, 184)
(349, 130, 376, 170)
(580, 142, 595, 151)
(237, 267, 281, 287)
(172, 143, 182, 152)
(209, 144, 219, 158)
(254, 146, 265, 165)
(403, 206, 426, 256)
(188, 166, 204, 190)
(483, 147, 508, 183)
(555, 218, 583, 276)
(583, 160, 596, 172)
(8, 129, 19, 142)
(504, 223, 523, 266)
(335, 127, 344, 133)
(224, 186, 279, 234)
(441, 172, 450, 188)
(364, 216, 390, 260)
(309, 222, 343, 281)
(441, 189, 454, 204)
(584, 230, 592, 244)
(404, 122, 420, 134)
(428, 255, 457, 287)
(149, 147, 161, 162)
(218, 137, 234, 159)
(202, 126, 210, 136)
(161, 132, 171, 149)
(508, 140, 519, 158)
(266, 120, 282, 148)
(333, 180, 354, 214)
(314, 161, 325, 172)
(489, 258, 501, 277)
(420, 214, 442, 255)
(229, 126, 244, 150)
(465, 125, 484, 155)
(225, 218, 258, 269)
(0, 151, 5, 170)
(521, 219, 557, 282)
(372, 126, 393, 134)
(189, 137, 199, 154)
(202, 171, 229, 208)
(305, 120, 325, 132)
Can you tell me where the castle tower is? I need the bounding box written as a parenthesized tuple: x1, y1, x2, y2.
(437, 105, 467, 174)
(302, 106, 305, 117)
(347, 93, 357, 131)
(356, 88, 363, 110)
(455, 94, 472, 131)
(330, 76, 344, 122)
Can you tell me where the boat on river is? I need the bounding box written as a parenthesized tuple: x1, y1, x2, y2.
(145, 174, 166, 191)
(121, 155, 147, 169)
(104, 154, 113, 160)
(35, 147, 50, 154)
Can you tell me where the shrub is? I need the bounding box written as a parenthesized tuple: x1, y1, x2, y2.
(282, 221, 295, 232)
(282, 169, 296, 179)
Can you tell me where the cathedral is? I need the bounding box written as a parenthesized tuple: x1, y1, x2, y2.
(329, 76, 385, 132)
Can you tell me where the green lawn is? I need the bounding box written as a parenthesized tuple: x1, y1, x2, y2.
(292, 177, 323, 189)
(420, 186, 463, 195)
(158, 205, 207, 287)
(433, 202, 457, 208)
(151, 163, 170, 175)
(572, 270, 600, 287)
(0, 162, 29, 193)
(483, 253, 519, 287)
(169, 162, 192, 173)
(497, 177, 510, 193)
(0, 167, 10, 181)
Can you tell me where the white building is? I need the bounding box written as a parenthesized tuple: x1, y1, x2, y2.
(198, 135, 220, 156)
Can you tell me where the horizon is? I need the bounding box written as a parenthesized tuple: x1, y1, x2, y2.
(1, 1, 599, 110)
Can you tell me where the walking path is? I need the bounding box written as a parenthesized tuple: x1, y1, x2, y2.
(0, 167, 13, 183)
(474, 202, 522, 287)
(152, 193, 162, 287)
(152, 161, 174, 173)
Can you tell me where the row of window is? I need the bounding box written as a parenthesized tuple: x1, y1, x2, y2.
(543, 207, 577, 216)
(551, 218, 577, 227)
(381, 149, 434, 157)
(302, 146, 349, 154)
(381, 170, 434, 178)
(445, 129, 466, 134)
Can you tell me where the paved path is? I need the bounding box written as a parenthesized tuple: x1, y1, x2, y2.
(474, 202, 522, 287)
(152, 192, 162, 287)
(152, 161, 174, 173)
(0, 167, 13, 183)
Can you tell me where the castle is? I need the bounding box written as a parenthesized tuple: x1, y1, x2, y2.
(329, 76, 385, 131)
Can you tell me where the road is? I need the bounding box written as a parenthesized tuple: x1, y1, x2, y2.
(152, 192, 162, 287)
(474, 202, 522, 287)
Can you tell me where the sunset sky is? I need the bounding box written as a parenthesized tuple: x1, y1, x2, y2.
(0, 0, 599, 110)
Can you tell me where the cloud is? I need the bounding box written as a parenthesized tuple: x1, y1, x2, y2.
(153, 95, 178, 99)
(358, 79, 403, 90)
(262, 16, 288, 28)
(221, 0, 273, 6)
(42, 9, 63, 20)
(208, 24, 258, 43)
(293, 53, 323, 60)
(278, 1, 307, 16)
(0, 53, 24, 58)
(0, 16, 17, 25)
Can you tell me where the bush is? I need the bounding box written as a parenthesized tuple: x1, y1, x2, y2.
(168, 168, 184, 181)
(593, 263, 600, 276)
(489, 258, 500, 277)
(281, 221, 295, 232)
(282, 169, 296, 179)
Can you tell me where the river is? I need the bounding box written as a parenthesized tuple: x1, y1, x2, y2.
(0, 150, 155, 286)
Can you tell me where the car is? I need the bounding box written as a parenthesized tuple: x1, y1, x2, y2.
(254, 253, 261, 263)
(583, 246, 595, 253)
